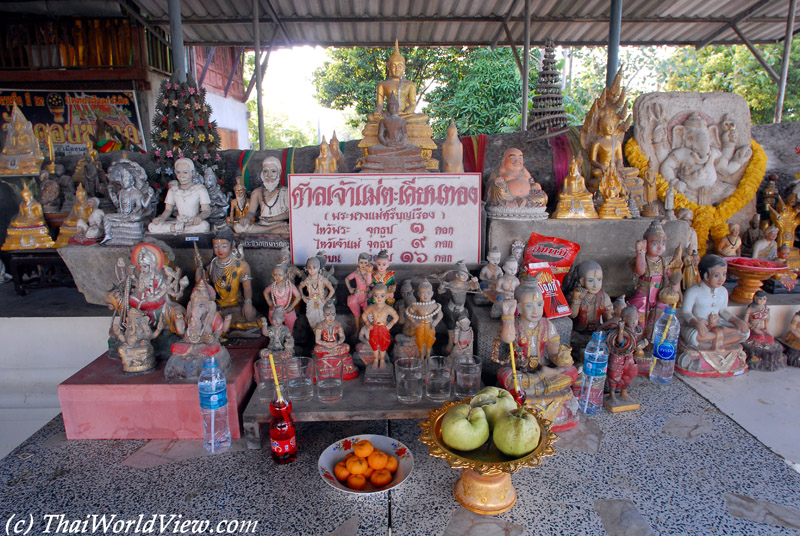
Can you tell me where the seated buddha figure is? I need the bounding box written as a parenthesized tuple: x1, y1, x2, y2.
(553, 156, 598, 219)
(313, 301, 359, 381)
(2, 183, 56, 250)
(492, 278, 579, 432)
(485, 148, 548, 220)
(55, 184, 93, 247)
(358, 41, 437, 170)
(360, 92, 427, 173)
(0, 104, 44, 176)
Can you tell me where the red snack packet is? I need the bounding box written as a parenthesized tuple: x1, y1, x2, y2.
(525, 262, 571, 319)
(522, 232, 581, 285)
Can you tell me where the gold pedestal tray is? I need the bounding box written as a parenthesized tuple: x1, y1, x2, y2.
(725, 257, 787, 303)
(418, 399, 557, 515)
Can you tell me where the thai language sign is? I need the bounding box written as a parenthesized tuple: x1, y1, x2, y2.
(288, 173, 482, 265)
(0, 89, 144, 155)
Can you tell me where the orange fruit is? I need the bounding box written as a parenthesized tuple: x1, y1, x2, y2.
(353, 439, 374, 458)
(367, 450, 388, 470)
(362, 466, 374, 478)
(384, 455, 399, 473)
(345, 456, 368, 475)
(344, 452, 356, 461)
(370, 469, 393, 488)
(334, 461, 350, 482)
(346, 474, 367, 491)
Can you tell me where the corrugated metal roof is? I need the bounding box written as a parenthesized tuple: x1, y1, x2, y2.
(85, 0, 800, 47)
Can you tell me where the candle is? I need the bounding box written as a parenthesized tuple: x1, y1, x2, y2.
(267, 353, 284, 402)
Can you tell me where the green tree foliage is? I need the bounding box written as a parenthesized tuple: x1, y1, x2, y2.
(247, 99, 315, 149)
(662, 42, 799, 124)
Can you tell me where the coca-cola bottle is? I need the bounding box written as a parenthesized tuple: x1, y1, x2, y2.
(269, 395, 297, 464)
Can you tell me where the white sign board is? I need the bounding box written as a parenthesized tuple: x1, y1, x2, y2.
(288, 173, 482, 265)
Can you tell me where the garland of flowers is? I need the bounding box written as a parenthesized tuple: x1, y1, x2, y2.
(624, 138, 766, 256)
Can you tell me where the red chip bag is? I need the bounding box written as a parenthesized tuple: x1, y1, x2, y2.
(525, 262, 571, 319)
(522, 232, 581, 285)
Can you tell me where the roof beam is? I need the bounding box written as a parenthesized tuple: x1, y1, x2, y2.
(198, 47, 216, 85)
(263, 0, 292, 45)
(732, 25, 779, 84)
(775, 0, 797, 122)
(224, 47, 244, 97)
(491, 0, 522, 50)
(695, 0, 778, 49)
(502, 23, 524, 75)
(118, 0, 170, 48)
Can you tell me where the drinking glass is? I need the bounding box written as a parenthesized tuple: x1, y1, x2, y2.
(316, 357, 344, 403)
(395, 357, 424, 404)
(453, 355, 482, 398)
(255, 356, 285, 402)
(425, 355, 452, 402)
(284, 356, 314, 402)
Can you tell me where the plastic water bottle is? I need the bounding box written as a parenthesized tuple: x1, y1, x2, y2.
(650, 306, 680, 385)
(579, 331, 609, 415)
(198, 357, 231, 453)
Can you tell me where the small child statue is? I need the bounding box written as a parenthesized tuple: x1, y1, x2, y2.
(345, 252, 374, 332)
(606, 305, 642, 409)
(259, 307, 295, 363)
(298, 256, 335, 329)
(569, 260, 614, 334)
(313, 301, 358, 380)
(361, 283, 399, 369)
(742, 290, 786, 371)
(474, 246, 503, 306)
(263, 264, 302, 332)
(405, 280, 444, 359)
(371, 249, 396, 304)
(447, 316, 474, 359)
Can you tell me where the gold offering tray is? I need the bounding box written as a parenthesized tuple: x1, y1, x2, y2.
(418, 399, 558, 515)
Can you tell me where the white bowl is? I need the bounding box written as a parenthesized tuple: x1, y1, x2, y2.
(318, 434, 414, 494)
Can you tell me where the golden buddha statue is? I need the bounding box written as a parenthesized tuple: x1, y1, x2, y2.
(579, 69, 640, 194)
(2, 183, 56, 250)
(358, 41, 438, 170)
(314, 136, 338, 173)
(553, 157, 598, 219)
(597, 165, 631, 219)
(54, 184, 93, 247)
(0, 104, 44, 176)
(769, 195, 800, 269)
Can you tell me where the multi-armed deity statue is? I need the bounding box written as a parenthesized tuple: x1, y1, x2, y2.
(0, 104, 43, 176)
(358, 41, 437, 171)
(102, 157, 154, 246)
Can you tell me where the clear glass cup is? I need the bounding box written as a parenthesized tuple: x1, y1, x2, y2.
(284, 356, 314, 402)
(395, 357, 424, 404)
(425, 355, 452, 402)
(316, 356, 344, 403)
(255, 356, 285, 402)
(453, 354, 482, 399)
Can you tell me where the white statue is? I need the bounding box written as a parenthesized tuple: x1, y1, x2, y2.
(148, 158, 211, 234)
(233, 156, 290, 236)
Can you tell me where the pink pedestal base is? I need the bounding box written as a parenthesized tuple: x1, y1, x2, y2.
(58, 348, 256, 440)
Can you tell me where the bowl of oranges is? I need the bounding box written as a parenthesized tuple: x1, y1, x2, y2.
(318, 434, 414, 494)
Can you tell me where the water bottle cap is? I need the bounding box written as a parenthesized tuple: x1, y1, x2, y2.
(591, 330, 606, 340)
(666, 305, 677, 314)
(202, 357, 218, 369)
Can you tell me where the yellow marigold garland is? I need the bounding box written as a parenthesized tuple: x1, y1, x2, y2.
(624, 138, 766, 256)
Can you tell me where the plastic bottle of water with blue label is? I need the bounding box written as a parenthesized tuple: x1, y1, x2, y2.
(650, 306, 680, 385)
(579, 331, 609, 415)
(198, 357, 231, 453)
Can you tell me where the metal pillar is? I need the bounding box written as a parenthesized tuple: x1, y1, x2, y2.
(521, 0, 530, 132)
(774, 0, 797, 123)
(253, 0, 265, 150)
(607, 0, 623, 87)
(168, 0, 186, 81)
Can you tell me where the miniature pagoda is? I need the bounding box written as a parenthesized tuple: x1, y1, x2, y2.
(529, 41, 569, 137)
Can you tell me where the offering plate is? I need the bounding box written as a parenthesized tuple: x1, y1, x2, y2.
(418, 399, 557, 515)
(725, 257, 787, 303)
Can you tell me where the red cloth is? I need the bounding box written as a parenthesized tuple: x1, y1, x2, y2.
(460, 134, 487, 174)
(369, 323, 391, 352)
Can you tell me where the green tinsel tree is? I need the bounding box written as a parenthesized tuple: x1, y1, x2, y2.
(151, 75, 221, 186)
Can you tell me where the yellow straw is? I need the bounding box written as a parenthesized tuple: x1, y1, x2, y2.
(268, 353, 284, 402)
(509, 343, 519, 393)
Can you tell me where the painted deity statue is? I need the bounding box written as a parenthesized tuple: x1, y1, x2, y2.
(780, 311, 800, 367)
(198, 227, 261, 335)
(447, 316, 474, 360)
(741, 290, 786, 371)
(112, 308, 164, 373)
(361, 92, 427, 173)
(234, 156, 290, 237)
(314, 136, 338, 173)
(406, 280, 444, 359)
(55, 184, 93, 247)
(554, 156, 598, 219)
(0, 104, 43, 175)
(102, 157, 154, 245)
(437, 261, 480, 350)
(606, 305, 643, 402)
(676, 208, 699, 256)
(358, 40, 437, 170)
(226, 176, 250, 227)
(277, 246, 303, 285)
(629, 220, 681, 337)
(1, 183, 56, 250)
(149, 158, 211, 234)
(298, 256, 335, 329)
(259, 307, 295, 362)
(569, 261, 614, 334)
(39, 171, 61, 213)
(442, 120, 464, 173)
(751, 225, 779, 261)
(263, 264, 301, 332)
(201, 167, 230, 223)
(490, 257, 521, 319)
(345, 252, 374, 332)
(475, 246, 504, 305)
(313, 302, 359, 380)
(165, 281, 232, 381)
(742, 214, 762, 256)
(510, 240, 526, 265)
(485, 148, 548, 220)
(371, 249, 396, 305)
(676, 254, 749, 377)
(493, 279, 579, 431)
(361, 283, 399, 369)
(715, 223, 742, 257)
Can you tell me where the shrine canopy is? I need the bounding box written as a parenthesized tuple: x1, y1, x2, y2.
(134, 0, 796, 48)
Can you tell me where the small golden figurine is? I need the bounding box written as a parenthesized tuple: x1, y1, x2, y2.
(597, 165, 631, 219)
(0, 104, 44, 176)
(553, 156, 598, 219)
(55, 184, 93, 247)
(1, 183, 56, 250)
(314, 136, 338, 173)
(769, 195, 800, 269)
